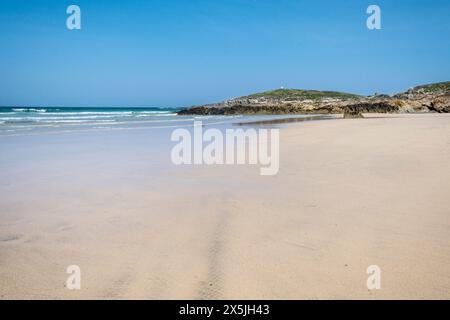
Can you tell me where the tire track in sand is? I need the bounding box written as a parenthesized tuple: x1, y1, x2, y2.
(197, 193, 236, 299)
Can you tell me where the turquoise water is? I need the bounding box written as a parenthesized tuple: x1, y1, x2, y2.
(0, 106, 206, 136)
(0, 106, 322, 136)
(0, 107, 177, 132)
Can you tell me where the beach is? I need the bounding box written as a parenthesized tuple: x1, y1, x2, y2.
(1, 113, 450, 299)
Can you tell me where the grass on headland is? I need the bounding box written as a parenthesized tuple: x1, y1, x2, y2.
(413, 81, 450, 93)
(245, 89, 362, 101)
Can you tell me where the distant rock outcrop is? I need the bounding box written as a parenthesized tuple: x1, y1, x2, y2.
(177, 81, 450, 116)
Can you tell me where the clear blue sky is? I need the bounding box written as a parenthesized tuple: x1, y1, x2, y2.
(0, 0, 449, 107)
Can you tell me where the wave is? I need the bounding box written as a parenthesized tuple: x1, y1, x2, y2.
(0, 107, 246, 137)
(35, 119, 118, 124)
(1, 106, 178, 112)
(39, 112, 134, 116)
(0, 108, 179, 126)
(11, 108, 47, 113)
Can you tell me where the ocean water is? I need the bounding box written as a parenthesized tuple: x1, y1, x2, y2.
(0, 106, 321, 137)
(0, 107, 182, 136)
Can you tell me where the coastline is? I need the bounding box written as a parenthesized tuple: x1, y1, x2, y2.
(177, 81, 450, 117)
(234, 114, 337, 126)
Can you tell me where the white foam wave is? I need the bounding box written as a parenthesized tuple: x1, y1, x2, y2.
(36, 119, 117, 124)
(12, 108, 47, 113)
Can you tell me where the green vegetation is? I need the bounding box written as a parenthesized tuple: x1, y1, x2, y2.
(413, 81, 450, 93)
(245, 89, 361, 101)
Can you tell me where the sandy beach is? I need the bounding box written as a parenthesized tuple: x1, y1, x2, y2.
(1, 113, 450, 299)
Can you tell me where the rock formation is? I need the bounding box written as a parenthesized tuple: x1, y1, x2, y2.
(177, 81, 450, 116)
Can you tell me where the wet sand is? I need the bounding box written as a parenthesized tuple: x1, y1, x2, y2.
(235, 114, 336, 126)
(1, 113, 450, 299)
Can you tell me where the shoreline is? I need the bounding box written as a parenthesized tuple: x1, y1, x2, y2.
(234, 114, 337, 126)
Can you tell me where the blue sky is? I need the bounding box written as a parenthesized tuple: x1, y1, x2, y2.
(0, 0, 449, 107)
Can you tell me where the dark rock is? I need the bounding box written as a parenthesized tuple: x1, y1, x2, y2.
(178, 82, 449, 116)
(343, 109, 364, 119)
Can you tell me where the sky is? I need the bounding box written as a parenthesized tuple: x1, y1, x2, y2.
(0, 0, 449, 108)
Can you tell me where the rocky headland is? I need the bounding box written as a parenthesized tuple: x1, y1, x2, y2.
(177, 81, 450, 117)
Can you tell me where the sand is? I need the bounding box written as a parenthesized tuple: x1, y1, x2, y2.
(1, 113, 450, 299)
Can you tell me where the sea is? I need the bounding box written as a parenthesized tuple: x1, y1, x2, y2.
(0, 106, 321, 137)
